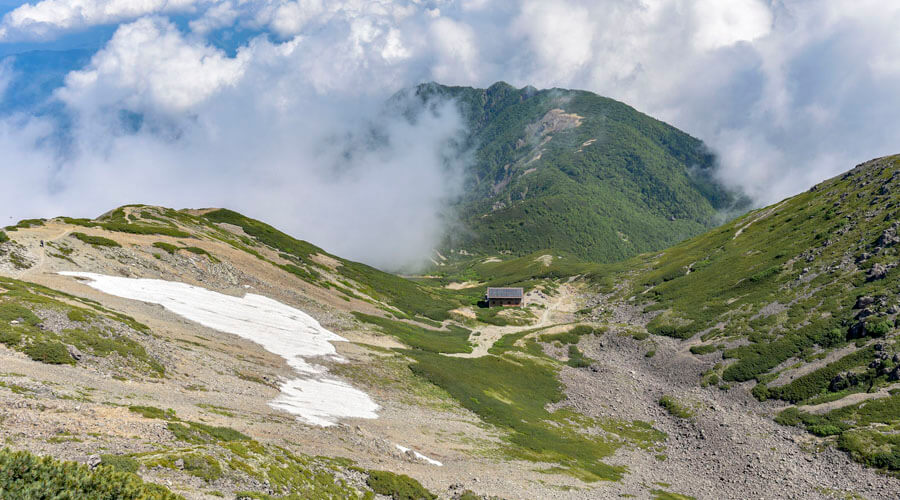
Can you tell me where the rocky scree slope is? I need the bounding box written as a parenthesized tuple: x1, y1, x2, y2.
(588, 154, 900, 475)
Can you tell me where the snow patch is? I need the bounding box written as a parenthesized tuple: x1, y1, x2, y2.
(60, 272, 379, 426)
(395, 444, 443, 466)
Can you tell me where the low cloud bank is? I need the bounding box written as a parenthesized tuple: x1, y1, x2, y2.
(1, 1, 899, 267)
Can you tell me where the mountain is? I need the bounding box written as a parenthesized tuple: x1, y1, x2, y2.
(591, 154, 900, 474)
(2, 154, 900, 500)
(400, 82, 744, 263)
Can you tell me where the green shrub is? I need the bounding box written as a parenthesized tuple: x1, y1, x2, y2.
(152, 242, 178, 254)
(0, 447, 181, 499)
(167, 421, 250, 443)
(100, 454, 139, 473)
(689, 344, 718, 355)
(71, 232, 120, 248)
(0, 231, 8, 243)
(128, 405, 177, 420)
(658, 395, 694, 419)
(566, 345, 593, 368)
(865, 319, 892, 337)
(67, 309, 90, 322)
(181, 454, 222, 482)
(23, 340, 74, 365)
(100, 223, 190, 238)
(366, 470, 435, 500)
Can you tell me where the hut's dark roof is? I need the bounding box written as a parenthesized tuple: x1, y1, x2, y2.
(486, 287, 524, 299)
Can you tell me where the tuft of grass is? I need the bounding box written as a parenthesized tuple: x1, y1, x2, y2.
(566, 345, 593, 368)
(71, 232, 120, 248)
(658, 395, 694, 419)
(128, 405, 177, 420)
(152, 242, 178, 254)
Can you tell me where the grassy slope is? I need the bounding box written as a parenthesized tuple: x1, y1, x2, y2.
(405, 82, 742, 262)
(605, 154, 900, 472)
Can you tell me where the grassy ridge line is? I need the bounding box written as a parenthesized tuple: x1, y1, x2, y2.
(202, 208, 462, 321)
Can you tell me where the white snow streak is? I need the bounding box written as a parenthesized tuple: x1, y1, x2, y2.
(394, 444, 443, 466)
(60, 272, 379, 426)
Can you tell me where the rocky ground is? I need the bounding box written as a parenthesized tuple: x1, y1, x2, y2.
(2, 221, 898, 499)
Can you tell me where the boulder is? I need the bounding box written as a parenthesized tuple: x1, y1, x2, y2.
(867, 263, 888, 282)
(857, 308, 875, 319)
(87, 455, 101, 469)
(854, 296, 875, 309)
(67, 345, 83, 361)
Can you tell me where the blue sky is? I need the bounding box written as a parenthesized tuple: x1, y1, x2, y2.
(0, 0, 898, 268)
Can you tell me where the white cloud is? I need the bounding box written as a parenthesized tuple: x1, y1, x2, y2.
(691, 0, 772, 51)
(429, 17, 479, 84)
(2, 0, 900, 266)
(57, 17, 247, 113)
(0, 0, 205, 40)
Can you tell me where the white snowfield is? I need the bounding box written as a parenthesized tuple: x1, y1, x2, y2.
(60, 272, 379, 427)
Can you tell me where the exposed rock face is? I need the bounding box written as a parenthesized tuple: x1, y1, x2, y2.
(854, 296, 875, 309)
(66, 345, 83, 361)
(867, 263, 888, 281)
(875, 224, 900, 247)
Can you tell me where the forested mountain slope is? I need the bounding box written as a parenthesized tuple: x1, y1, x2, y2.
(401, 82, 744, 262)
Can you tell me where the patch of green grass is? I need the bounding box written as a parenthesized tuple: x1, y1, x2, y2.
(128, 405, 177, 420)
(689, 344, 718, 355)
(651, 489, 696, 500)
(566, 345, 593, 368)
(5, 219, 45, 231)
(540, 324, 602, 344)
(181, 453, 222, 482)
(66, 309, 91, 322)
(167, 421, 250, 444)
(0, 381, 31, 394)
(777, 393, 900, 471)
(71, 232, 120, 248)
(0, 231, 8, 243)
(99, 222, 190, 238)
(152, 242, 178, 254)
(23, 340, 74, 365)
(353, 313, 471, 354)
(0, 447, 182, 499)
(197, 404, 235, 417)
(366, 470, 435, 500)
(100, 454, 140, 473)
(406, 350, 664, 481)
(658, 395, 694, 419)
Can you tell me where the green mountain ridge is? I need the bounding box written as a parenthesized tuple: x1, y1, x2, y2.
(602, 154, 900, 472)
(399, 81, 745, 263)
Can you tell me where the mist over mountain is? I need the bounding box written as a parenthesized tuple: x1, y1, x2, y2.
(1, 1, 900, 270)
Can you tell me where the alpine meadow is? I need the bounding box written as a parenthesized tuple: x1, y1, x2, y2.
(2, 1, 900, 500)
